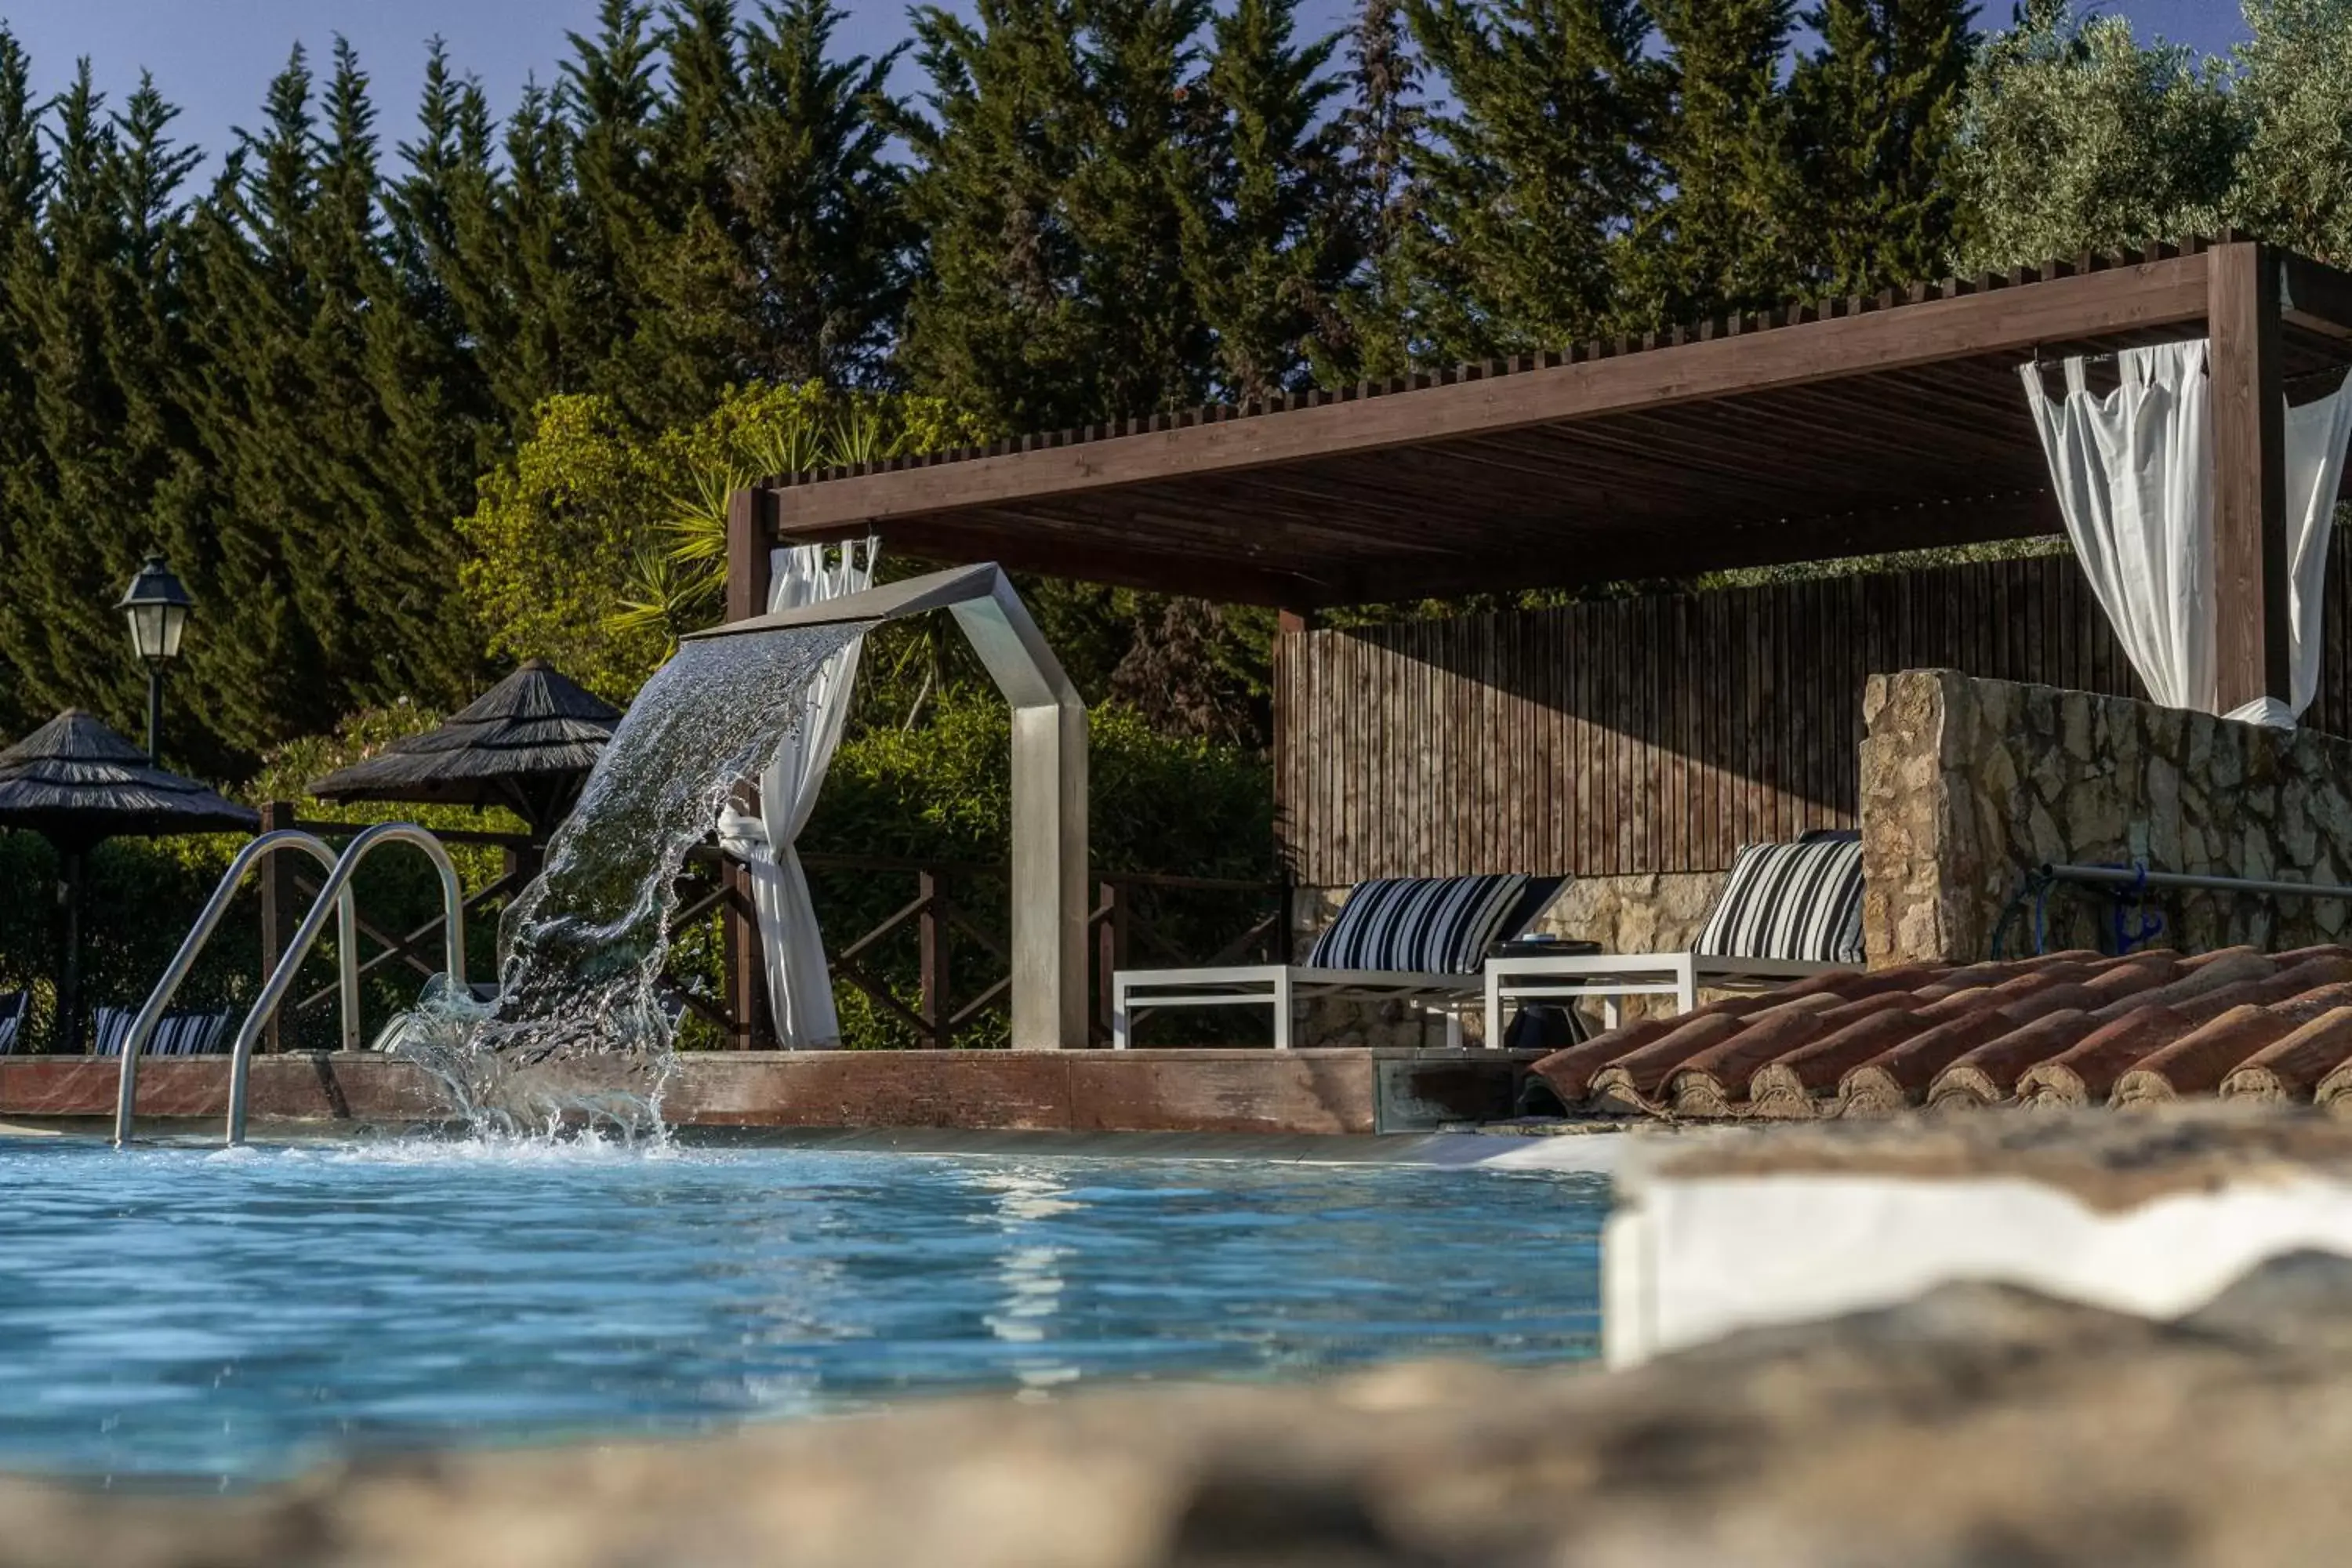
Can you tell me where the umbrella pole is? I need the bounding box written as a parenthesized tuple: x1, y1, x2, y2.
(56, 847, 85, 1054)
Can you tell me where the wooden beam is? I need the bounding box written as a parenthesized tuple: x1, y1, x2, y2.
(785, 515, 1327, 607)
(722, 488, 776, 1050)
(1338, 490, 2066, 606)
(724, 488, 774, 622)
(771, 256, 2212, 535)
(2209, 241, 2292, 714)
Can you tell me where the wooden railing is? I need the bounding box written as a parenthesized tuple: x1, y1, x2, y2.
(255, 805, 1285, 1051)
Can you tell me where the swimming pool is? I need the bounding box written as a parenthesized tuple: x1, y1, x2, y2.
(0, 1136, 1606, 1483)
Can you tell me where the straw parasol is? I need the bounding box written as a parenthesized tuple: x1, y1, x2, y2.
(0, 710, 261, 1050)
(305, 659, 619, 838)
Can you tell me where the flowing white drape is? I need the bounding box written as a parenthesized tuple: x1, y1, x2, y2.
(2020, 343, 2352, 728)
(714, 539, 876, 1047)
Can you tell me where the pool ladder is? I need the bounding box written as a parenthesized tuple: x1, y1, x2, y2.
(112, 822, 467, 1150)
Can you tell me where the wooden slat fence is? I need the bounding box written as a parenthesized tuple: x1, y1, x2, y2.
(1275, 550, 2352, 885)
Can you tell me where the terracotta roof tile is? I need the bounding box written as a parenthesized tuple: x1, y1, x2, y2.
(1929, 1009, 2100, 1109)
(1746, 1009, 1933, 1116)
(2112, 1004, 2300, 1106)
(1838, 1011, 2016, 1116)
(1667, 993, 1913, 1118)
(1523, 946, 2352, 1122)
(2223, 1006, 2352, 1103)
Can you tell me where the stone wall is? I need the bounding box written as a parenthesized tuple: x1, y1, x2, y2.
(1860, 668, 2352, 966)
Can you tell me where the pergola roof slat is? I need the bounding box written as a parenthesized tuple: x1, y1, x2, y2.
(746, 244, 2352, 608)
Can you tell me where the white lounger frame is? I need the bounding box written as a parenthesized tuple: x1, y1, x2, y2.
(1110, 964, 1478, 1050)
(1481, 952, 1846, 1047)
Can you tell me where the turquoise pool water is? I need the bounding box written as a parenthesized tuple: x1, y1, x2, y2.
(0, 1138, 1606, 1482)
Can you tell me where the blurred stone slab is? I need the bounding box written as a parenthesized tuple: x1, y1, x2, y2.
(1607, 1104, 2352, 1366)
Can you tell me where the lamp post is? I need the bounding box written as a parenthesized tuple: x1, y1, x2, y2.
(117, 554, 194, 764)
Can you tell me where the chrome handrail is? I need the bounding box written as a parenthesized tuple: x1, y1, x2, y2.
(224, 822, 466, 1147)
(113, 829, 361, 1148)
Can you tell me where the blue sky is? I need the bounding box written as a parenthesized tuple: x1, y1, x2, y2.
(0, 1, 2256, 172)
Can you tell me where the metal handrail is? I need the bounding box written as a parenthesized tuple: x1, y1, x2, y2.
(224, 823, 466, 1147)
(113, 830, 361, 1148)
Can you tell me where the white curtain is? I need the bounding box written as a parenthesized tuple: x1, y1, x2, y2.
(2020, 343, 2352, 728)
(715, 539, 876, 1047)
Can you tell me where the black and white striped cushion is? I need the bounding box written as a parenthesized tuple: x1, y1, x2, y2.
(90, 1007, 133, 1057)
(89, 1007, 230, 1057)
(0, 991, 26, 1055)
(1308, 875, 1566, 975)
(1695, 840, 1864, 964)
(157, 1011, 229, 1055)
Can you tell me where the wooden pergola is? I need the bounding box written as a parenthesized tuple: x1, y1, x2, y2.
(718, 238, 2352, 1046)
(729, 239, 2352, 720)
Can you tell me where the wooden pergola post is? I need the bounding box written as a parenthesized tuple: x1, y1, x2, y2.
(2209, 241, 2293, 716)
(723, 488, 776, 1050)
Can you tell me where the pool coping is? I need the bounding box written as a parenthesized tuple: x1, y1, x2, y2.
(0, 1118, 1652, 1174)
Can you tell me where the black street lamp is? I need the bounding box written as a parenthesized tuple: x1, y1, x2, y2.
(117, 554, 194, 764)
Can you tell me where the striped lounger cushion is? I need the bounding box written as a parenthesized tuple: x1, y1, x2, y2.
(1308, 875, 1567, 976)
(1695, 838, 1865, 964)
(0, 991, 26, 1055)
(90, 1007, 230, 1057)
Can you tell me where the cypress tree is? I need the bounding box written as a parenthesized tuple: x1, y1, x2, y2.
(106, 74, 211, 749)
(1067, 0, 1216, 418)
(563, 0, 692, 422)
(387, 42, 503, 470)
(1403, 0, 1661, 360)
(473, 79, 595, 425)
(735, 0, 910, 384)
(0, 27, 46, 740)
(1185, 0, 1356, 401)
(1334, 0, 1427, 379)
(902, 0, 1213, 430)
(1627, 0, 1802, 325)
(902, 0, 1090, 430)
(174, 48, 347, 752)
(3, 66, 145, 739)
(633, 0, 753, 409)
(1790, 0, 1976, 295)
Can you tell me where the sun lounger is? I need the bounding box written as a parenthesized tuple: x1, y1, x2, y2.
(0, 990, 27, 1054)
(90, 1005, 230, 1057)
(1482, 834, 1864, 1040)
(1112, 874, 1566, 1049)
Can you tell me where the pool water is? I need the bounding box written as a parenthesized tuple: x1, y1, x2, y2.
(0, 1137, 1606, 1482)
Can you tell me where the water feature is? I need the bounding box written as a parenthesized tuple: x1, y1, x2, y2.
(0, 1138, 1606, 1482)
(386, 626, 861, 1131)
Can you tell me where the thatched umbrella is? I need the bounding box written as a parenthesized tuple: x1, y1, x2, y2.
(306, 659, 619, 839)
(0, 710, 260, 1051)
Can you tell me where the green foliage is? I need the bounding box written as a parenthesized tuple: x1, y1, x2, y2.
(1400, 0, 1661, 359)
(1955, 0, 2243, 271)
(1185, 0, 1359, 397)
(456, 383, 976, 699)
(806, 688, 1275, 1047)
(1622, 0, 1803, 324)
(2227, 0, 2352, 263)
(0, 5, 912, 773)
(1787, 0, 1975, 296)
(899, 0, 1218, 429)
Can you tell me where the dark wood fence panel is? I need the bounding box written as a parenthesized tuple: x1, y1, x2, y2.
(1276, 551, 2352, 885)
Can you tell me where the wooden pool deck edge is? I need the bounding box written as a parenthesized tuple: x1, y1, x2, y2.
(0, 1047, 1550, 1138)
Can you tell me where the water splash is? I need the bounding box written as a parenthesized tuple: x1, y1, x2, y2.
(387, 626, 860, 1135)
